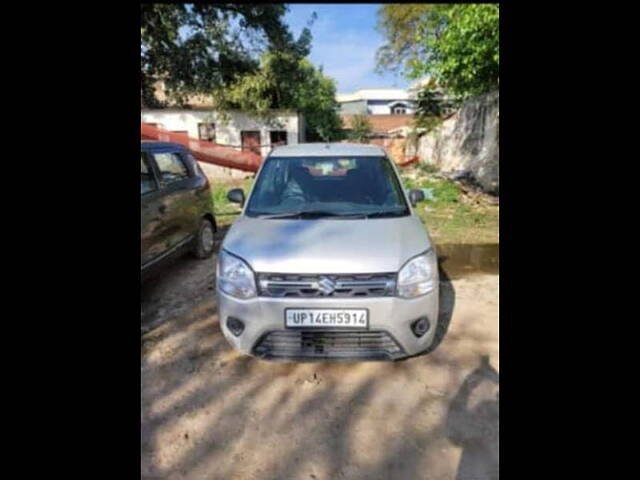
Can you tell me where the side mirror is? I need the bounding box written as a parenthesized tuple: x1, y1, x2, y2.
(227, 188, 245, 207)
(409, 189, 425, 207)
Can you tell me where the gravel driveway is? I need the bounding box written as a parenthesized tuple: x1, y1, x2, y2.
(141, 234, 499, 480)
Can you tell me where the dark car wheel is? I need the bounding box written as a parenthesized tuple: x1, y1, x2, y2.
(193, 218, 216, 259)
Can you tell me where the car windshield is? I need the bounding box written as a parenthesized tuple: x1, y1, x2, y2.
(245, 156, 410, 218)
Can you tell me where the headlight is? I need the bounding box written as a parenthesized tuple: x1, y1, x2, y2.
(397, 250, 438, 298)
(217, 250, 257, 299)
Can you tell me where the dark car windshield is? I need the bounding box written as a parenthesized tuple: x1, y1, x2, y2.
(245, 156, 410, 218)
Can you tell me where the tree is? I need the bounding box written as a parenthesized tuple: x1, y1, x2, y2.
(213, 52, 344, 141)
(416, 4, 499, 99)
(348, 115, 373, 143)
(141, 4, 342, 141)
(141, 3, 310, 107)
(414, 82, 445, 132)
(412, 77, 460, 131)
(295, 63, 344, 142)
(377, 4, 499, 100)
(375, 4, 436, 76)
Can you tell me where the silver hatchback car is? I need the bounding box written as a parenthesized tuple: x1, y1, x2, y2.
(217, 143, 439, 361)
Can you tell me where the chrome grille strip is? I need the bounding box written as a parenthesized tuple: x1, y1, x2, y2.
(257, 273, 397, 298)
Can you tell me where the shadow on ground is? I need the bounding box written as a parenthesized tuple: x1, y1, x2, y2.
(141, 280, 497, 479)
(141, 225, 498, 479)
(140, 225, 230, 333)
(447, 356, 499, 480)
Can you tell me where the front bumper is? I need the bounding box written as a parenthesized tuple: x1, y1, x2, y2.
(216, 287, 439, 361)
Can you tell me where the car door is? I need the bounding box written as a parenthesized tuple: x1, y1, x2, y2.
(141, 151, 165, 267)
(150, 149, 195, 253)
(182, 152, 213, 228)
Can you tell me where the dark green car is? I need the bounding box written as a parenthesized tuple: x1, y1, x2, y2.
(141, 141, 217, 278)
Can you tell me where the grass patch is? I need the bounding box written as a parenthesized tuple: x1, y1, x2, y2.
(400, 166, 499, 244)
(404, 176, 461, 206)
(210, 177, 254, 228)
(208, 165, 499, 244)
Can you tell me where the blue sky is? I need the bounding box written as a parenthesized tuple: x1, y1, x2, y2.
(284, 3, 409, 94)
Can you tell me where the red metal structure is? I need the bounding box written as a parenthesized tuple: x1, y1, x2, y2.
(141, 123, 262, 172)
(397, 156, 419, 167)
(142, 122, 417, 172)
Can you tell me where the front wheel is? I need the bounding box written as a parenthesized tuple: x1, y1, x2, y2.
(192, 218, 216, 259)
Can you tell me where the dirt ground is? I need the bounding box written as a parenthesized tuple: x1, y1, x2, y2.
(141, 228, 499, 480)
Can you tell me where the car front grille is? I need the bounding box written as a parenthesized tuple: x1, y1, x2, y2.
(252, 330, 404, 361)
(257, 272, 396, 298)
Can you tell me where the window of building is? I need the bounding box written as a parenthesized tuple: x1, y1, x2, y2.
(198, 123, 216, 142)
(270, 131, 288, 147)
(392, 105, 407, 115)
(153, 152, 189, 184)
(241, 131, 261, 155)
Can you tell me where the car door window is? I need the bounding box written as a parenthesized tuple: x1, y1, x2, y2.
(153, 152, 189, 185)
(141, 153, 156, 195)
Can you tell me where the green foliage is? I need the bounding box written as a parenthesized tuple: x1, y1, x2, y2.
(211, 183, 231, 211)
(416, 4, 499, 99)
(417, 116, 444, 133)
(141, 4, 343, 141)
(214, 54, 344, 141)
(140, 4, 310, 107)
(413, 78, 460, 132)
(422, 178, 460, 206)
(375, 4, 435, 76)
(417, 162, 439, 175)
(421, 201, 499, 244)
(297, 64, 345, 142)
(212, 51, 299, 120)
(400, 168, 499, 244)
(403, 175, 460, 206)
(211, 177, 254, 218)
(347, 115, 373, 143)
(377, 4, 499, 100)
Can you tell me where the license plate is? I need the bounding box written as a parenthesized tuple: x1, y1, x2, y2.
(285, 308, 368, 329)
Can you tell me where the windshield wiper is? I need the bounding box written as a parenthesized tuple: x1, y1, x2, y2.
(365, 209, 409, 218)
(256, 212, 303, 219)
(258, 210, 366, 219)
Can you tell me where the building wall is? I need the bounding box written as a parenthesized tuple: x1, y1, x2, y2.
(367, 100, 394, 115)
(339, 100, 368, 115)
(405, 90, 499, 194)
(340, 114, 415, 134)
(366, 100, 416, 115)
(140, 110, 301, 158)
(367, 137, 407, 164)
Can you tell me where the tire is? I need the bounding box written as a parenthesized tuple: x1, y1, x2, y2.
(192, 218, 216, 259)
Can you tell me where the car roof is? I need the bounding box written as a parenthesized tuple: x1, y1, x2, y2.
(269, 142, 386, 157)
(141, 141, 188, 152)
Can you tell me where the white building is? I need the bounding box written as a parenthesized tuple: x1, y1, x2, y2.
(141, 109, 305, 159)
(336, 88, 416, 115)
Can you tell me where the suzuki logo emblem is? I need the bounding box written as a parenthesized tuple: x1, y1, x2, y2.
(317, 277, 336, 295)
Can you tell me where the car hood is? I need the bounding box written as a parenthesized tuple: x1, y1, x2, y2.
(222, 215, 433, 274)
